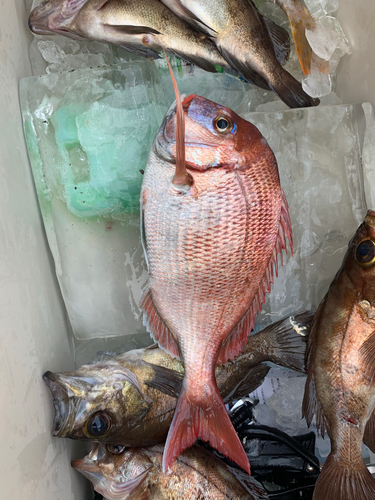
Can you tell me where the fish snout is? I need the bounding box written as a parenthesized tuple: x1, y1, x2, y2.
(43, 371, 74, 437)
(28, 0, 62, 35)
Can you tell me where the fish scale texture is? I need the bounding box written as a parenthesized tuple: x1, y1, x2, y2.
(142, 153, 284, 364)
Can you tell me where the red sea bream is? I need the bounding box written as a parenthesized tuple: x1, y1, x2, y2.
(140, 94, 293, 473)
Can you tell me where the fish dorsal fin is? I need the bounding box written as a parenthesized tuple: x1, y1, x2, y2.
(261, 15, 291, 66)
(217, 191, 293, 364)
(302, 296, 330, 436)
(364, 407, 375, 453)
(163, 49, 193, 190)
(140, 289, 181, 359)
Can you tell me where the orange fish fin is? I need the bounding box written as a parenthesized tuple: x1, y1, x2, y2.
(162, 383, 250, 474)
(364, 407, 375, 453)
(140, 289, 181, 359)
(302, 297, 330, 436)
(312, 452, 375, 500)
(359, 332, 375, 385)
(225, 363, 270, 403)
(218, 192, 293, 365)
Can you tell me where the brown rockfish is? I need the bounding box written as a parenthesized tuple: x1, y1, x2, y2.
(28, 0, 230, 73)
(43, 311, 311, 447)
(72, 442, 269, 500)
(303, 211, 375, 500)
(140, 91, 293, 473)
(159, 0, 319, 107)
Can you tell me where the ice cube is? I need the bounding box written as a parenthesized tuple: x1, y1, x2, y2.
(306, 16, 339, 61)
(302, 70, 332, 97)
(20, 60, 166, 341)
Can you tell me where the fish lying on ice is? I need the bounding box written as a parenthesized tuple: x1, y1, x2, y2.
(28, 0, 231, 73)
(43, 311, 312, 447)
(303, 211, 375, 500)
(72, 442, 269, 500)
(141, 87, 293, 473)
(159, 0, 319, 107)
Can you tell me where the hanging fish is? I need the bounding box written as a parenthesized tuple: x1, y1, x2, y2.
(303, 211, 375, 500)
(141, 50, 293, 472)
(28, 0, 231, 73)
(159, 0, 319, 107)
(72, 442, 269, 500)
(43, 311, 311, 447)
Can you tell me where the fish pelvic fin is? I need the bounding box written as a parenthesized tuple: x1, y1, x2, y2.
(269, 68, 319, 108)
(218, 191, 293, 365)
(140, 289, 181, 359)
(225, 363, 270, 403)
(162, 382, 250, 475)
(312, 452, 375, 500)
(364, 407, 375, 453)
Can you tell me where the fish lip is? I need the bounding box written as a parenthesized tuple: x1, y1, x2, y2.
(43, 371, 76, 437)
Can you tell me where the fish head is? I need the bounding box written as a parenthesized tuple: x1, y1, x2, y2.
(43, 359, 150, 443)
(28, 0, 90, 38)
(344, 210, 375, 304)
(72, 443, 153, 499)
(158, 94, 276, 173)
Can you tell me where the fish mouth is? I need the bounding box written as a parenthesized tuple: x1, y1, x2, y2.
(43, 371, 78, 437)
(366, 210, 375, 228)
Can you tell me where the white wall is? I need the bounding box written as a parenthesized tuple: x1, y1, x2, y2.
(0, 0, 90, 498)
(336, 2, 375, 107)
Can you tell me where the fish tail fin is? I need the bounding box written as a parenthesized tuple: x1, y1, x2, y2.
(269, 69, 319, 108)
(313, 453, 375, 500)
(162, 382, 250, 475)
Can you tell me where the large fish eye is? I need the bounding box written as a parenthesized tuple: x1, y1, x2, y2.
(107, 444, 125, 455)
(84, 411, 111, 438)
(355, 239, 375, 268)
(214, 116, 233, 133)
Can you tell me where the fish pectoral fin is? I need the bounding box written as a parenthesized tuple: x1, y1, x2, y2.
(103, 24, 162, 36)
(168, 49, 218, 73)
(359, 332, 375, 385)
(144, 362, 184, 398)
(364, 407, 375, 453)
(140, 289, 181, 358)
(224, 363, 270, 403)
(106, 467, 152, 499)
(261, 15, 291, 66)
(167, 0, 217, 37)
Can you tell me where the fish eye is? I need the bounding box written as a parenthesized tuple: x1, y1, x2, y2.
(84, 411, 111, 438)
(355, 239, 375, 268)
(214, 116, 233, 133)
(107, 444, 125, 455)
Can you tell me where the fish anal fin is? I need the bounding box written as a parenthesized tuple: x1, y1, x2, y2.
(162, 383, 250, 474)
(140, 289, 181, 359)
(224, 363, 270, 403)
(261, 15, 291, 66)
(218, 191, 293, 365)
(312, 452, 375, 500)
(144, 362, 183, 398)
(168, 49, 218, 73)
(359, 330, 375, 385)
(364, 407, 375, 453)
(104, 24, 161, 36)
